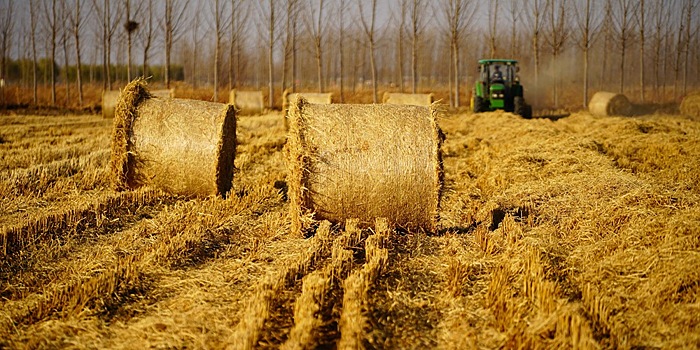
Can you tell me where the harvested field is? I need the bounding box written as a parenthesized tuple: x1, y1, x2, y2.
(1, 108, 699, 349)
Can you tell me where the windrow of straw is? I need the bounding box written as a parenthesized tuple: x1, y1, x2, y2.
(382, 92, 434, 106)
(281, 219, 360, 350)
(110, 78, 237, 197)
(0, 188, 164, 257)
(286, 98, 444, 236)
(588, 91, 632, 116)
(230, 90, 265, 115)
(338, 218, 389, 350)
(680, 91, 700, 119)
(230, 221, 333, 350)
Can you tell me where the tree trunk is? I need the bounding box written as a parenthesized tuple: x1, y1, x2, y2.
(50, 0, 57, 106)
(30, 0, 38, 104)
(267, 0, 274, 109)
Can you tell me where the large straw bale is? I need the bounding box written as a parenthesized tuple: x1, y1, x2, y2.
(286, 96, 443, 235)
(151, 89, 175, 99)
(110, 78, 237, 197)
(679, 91, 700, 119)
(382, 92, 434, 106)
(229, 90, 264, 115)
(588, 91, 632, 116)
(102, 90, 120, 119)
(282, 90, 333, 114)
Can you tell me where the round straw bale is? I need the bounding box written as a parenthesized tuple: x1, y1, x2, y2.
(110, 78, 237, 197)
(102, 90, 120, 118)
(283, 90, 333, 114)
(588, 91, 632, 117)
(287, 96, 444, 235)
(229, 89, 264, 115)
(150, 89, 175, 99)
(680, 92, 700, 119)
(382, 92, 434, 106)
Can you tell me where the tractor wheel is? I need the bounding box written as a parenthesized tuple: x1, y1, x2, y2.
(514, 97, 532, 119)
(473, 95, 486, 113)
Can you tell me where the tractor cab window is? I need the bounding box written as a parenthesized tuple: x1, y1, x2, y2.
(491, 65, 504, 82)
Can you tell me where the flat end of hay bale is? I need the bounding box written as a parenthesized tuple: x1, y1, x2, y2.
(109, 78, 152, 191)
(216, 104, 237, 197)
(102, 90, 120, 119)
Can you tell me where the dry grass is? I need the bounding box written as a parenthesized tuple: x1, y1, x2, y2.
(0, 105, 698, 348)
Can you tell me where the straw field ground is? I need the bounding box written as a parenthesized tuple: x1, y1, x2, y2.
(0, 108, 698, 349)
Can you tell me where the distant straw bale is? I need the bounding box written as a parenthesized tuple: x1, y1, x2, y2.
(680, 91, 700, 119)
(282, 89, 333, 114)
(382, 92, 434, 106)
(229, 90, 264, 115)
(150, 89, 175, 99)
(102, 90, 120, 119)
(588, 91, 632, 117)
(286, 97, 444, 235)
(110, 78, 237, 197)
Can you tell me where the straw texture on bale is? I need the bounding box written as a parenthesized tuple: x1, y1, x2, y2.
(229, 90, 264, 115)
(382, 92, 434, 106)
(110, 78, 237, 197)
(286, 97, 443, 235)
(102, 90, 120, 119)
(680, 92, 700, 119)
(282, 90, 333, 114)
(588, 91, 632, 116)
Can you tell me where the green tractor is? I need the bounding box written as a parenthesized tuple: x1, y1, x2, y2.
(471, 59, 532, 119)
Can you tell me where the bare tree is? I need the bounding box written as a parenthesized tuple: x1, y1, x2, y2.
(682, 0, 697, 95)
(305, 0, 326, 92)
(544, 0, 570, 108)
(487, 0, 500, 58)
(140, 0, 156, 78)
(508, 0, 522, 57)
(43, 0, 58, 105)
(650, 0, 671, 100)
(358, 0, 379, 103)
(70, 0, 87, 105)
(190, 1, 202, 88)
(29, 0, 38, 104)
(612, 0, 637, 94)
(92, 0, 122, 90)
(635, 0, 647, 102)
(410, 0, 427, 93)
(0, 0, 13, 105)
(229, 0, 249, 90)
(258, 0, 278, 108)
(337, 0, 347, 101)
(60, 0, 71, 103)
(124, 0, 141, 82)
(525, 0, 546, 89)
(440, 0, 476, 107)
(395, 0, 408, 92)
(211, 0, 230, 101)
(163, 0, 189, 88)
(573, 0, 601, 108)
(281, 0, 299, 93)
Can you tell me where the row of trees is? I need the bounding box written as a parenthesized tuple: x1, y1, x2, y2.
(0, 0, 698, 109)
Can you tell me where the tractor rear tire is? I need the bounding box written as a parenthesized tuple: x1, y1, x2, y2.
(514, 97, 532, 119)
(473, 96, 486, 113)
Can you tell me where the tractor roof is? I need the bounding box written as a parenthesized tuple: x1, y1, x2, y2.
(478, 59, 519, 65)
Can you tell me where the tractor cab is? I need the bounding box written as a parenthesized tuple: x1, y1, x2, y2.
(471, 59, 530, 118)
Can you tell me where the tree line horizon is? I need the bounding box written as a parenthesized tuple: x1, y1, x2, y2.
(0, 0, 697, 110)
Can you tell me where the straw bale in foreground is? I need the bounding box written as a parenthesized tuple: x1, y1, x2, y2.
(110, 78, 237, 197)
(229, 90, 264, 115)
(588, 91, 632, 116)
(102, 90, 120, 119)
(382, 92, 434, 106)
(286, 97, 443, 235)
(680, 92, 700, 119)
